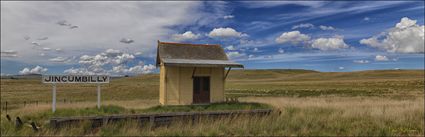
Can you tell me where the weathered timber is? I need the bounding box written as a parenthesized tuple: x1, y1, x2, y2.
(50, 109, 272, 128)
(6, 114, 11, 121)
(15, 117, 23, 129)
(30, 122, 39, 131)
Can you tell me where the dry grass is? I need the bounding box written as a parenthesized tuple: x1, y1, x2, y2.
(1, 69, 424, 136)
(242, 96, 424, 118)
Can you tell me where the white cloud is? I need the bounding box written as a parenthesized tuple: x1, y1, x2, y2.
(208, 27, 246, 38)
(226, 51, 246, 59)
(241, 1, 326, 8)
(1, 50, 18, 57)
(223, 15, 234, 19)
(275, 31, 311, 44)
(112, 53, 135, 65)
(319, 25, 335, 30)
(111, 62, 156, 75)
(338, 66, 345, 70)
(253, 48, 259, 52)
(353, 60, 370, 64)
(292, 23, 314, 29)
(263, 55, 273, 59)
(42, 47, 51, 51)
(37, 37, 48, 40)
(360, 17, 424, 53)
(31, 42, 41, 47)
(375, 55, 389, 61)
(363, 17, 370, 21)
(172, 31, 200, 41)
(276, 31, 350, 51)
(49, 57, 67, 62)
(311, 36, 349, 51)
(225, 45, 237, 50)
(396, 17, 417, 29)
(1, 1, 217, 65)
(278, 48, 285, 54)
(49, 56, 74, 63)
(104, 49, 122, 57)
(19, 65, 48, 75)
(134, 52, 143, 56)
(64, 49, 154, 75)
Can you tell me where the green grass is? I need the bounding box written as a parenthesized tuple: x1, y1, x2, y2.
(140, 102, 272, 113)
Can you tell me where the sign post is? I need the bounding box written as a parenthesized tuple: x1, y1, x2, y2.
(97, 84, 101, 109)
(42, 75, 110, 112)
(52, 84, 56, 112)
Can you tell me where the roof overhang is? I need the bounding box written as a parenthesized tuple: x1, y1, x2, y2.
(161, 58, 244, 68)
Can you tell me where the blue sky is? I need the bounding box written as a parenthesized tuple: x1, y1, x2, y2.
(1, 1, 424, 75)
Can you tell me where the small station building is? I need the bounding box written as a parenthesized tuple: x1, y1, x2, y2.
(156, 41, 244, 105)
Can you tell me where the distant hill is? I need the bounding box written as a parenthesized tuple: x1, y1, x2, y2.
(0, 73, 42, 79)
(1, 69, 423, 81)
(226, 69, 424, 82)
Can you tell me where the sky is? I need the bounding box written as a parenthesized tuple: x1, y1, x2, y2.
(1, 1, 424, 75)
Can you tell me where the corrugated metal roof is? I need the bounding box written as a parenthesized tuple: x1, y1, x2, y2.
(162, 58, 244, 68)
(156, 41, 244, 68)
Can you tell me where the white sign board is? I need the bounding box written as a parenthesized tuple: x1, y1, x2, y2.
(42, 75, 109, 84)
(42, 75, 110, 112)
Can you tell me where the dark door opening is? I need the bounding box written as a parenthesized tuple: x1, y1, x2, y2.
(193, 76, 210, 104)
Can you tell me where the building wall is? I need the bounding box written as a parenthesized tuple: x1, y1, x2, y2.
(166, 66, 180, 105)
(159, 64, 166, 104)
(179, 67, 193, 105)
(210, 67, 224, 102)
(159, 66, 225, 105)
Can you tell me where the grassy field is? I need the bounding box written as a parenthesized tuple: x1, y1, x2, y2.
(1, 69, 424, 136)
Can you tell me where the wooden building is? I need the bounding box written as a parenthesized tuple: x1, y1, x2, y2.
(156, 41, 244, 105)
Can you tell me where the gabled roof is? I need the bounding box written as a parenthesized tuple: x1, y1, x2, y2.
(156, 41, 243, 68)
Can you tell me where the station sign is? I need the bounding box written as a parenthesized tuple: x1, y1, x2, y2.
(42, 75, 110, 84)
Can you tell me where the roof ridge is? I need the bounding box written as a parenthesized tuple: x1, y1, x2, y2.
(159, 41, 221, 47)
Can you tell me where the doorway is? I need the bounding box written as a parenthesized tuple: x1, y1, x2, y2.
(193, 76, 210, 104)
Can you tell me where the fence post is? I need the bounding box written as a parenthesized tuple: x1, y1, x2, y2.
(16, 117, 23, 129)
(24, 101, 26, 107)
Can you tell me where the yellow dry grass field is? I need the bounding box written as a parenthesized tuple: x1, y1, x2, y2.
(1, 69, 424, 136)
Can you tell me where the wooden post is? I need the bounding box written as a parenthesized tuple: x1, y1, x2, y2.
(30, 122, 38, 131)
(16, 117, 23, 129)
(6, 114, 11, 121)
(224, 67, 232, 80)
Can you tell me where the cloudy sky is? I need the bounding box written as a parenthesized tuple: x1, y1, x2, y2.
(1, 1, 424, 75)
